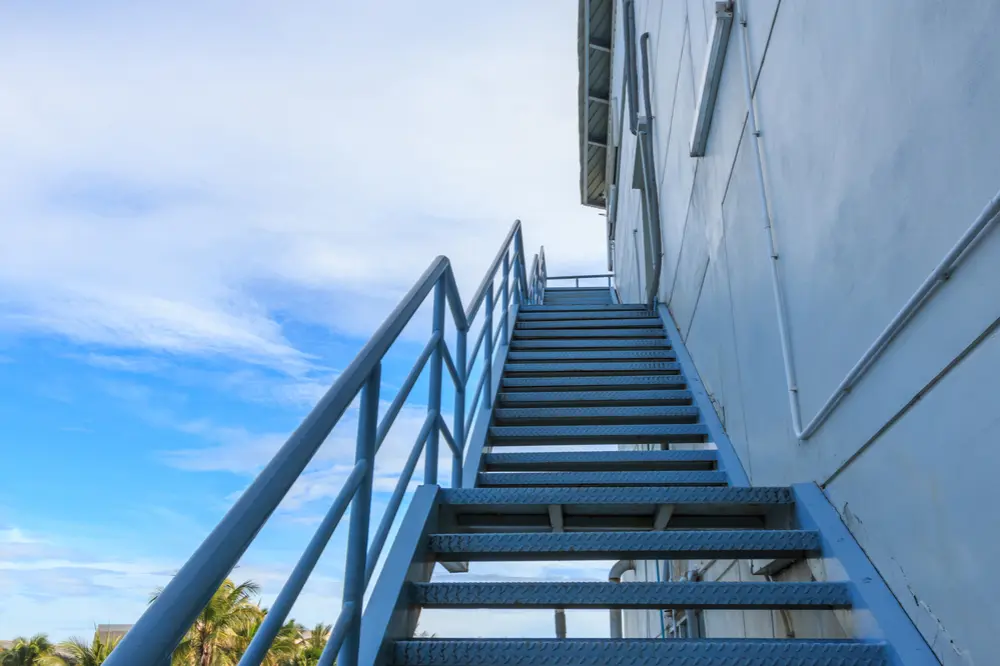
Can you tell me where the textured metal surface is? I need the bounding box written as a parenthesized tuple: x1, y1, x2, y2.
(504, 361, 681, 374)
(488, 423, 708, 445)
(392, 639, 888, 666)
(517, 318, 664, 329)
(429, 530, 821, 561)
(519, 304, 646, 311)
(510, 337, 670, 349)
(498, 389, 693, 404)
(518, 310, 658, 321)
(441, 486, 795, 506)
(513, 328, 666, 339)
(507, 349, 676, 360)
(492, 405, 699, 422)
(411, 581, 853, 609)
(483, 449, 716, 471)
(502, 375, 685, 389)
(477, 470, 727, 487)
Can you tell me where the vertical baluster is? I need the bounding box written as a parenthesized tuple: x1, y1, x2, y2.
(452, 326, 467, 488)
(483, 284, 494, 406)
(425, 280, 445, 486)
(500, 253, 510, 346)
(337, 365, 380, 666)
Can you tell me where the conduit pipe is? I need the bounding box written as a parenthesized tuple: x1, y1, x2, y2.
(608, 559, 636, 638)
(737, 5, 1000, 441)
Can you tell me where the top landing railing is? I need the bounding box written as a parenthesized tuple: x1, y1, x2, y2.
(105, 221, 546, 666)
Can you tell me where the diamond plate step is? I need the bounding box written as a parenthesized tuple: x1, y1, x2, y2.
(442, 486, 792, 507)
(520, 303, 646, 311)
(482, 449, 715, 471)
(498, 389, 693, 406)
(478, 470, 727, 487)
(492, 405, 699, 424)
(503, 361, 681, 375)
(392, 639, 889, 666)
(429, 530, 821, 562)
(440, 487, 793, 531)
(507, 349, 676, 361)
(517, 318, 663, 329)
(509, 337, 670, 349)
(512, 328, 666, 339)
(488, 423, 707, 445)
(518, 310, 658, 321)
(411, 581, 853, 609)
(502, 375, 686, 391)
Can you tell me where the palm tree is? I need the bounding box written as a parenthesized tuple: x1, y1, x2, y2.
(0, 634, 62, 666)
(228, 611, 302, 666)
(57, 630, 121, 666)
(294, 624, 330, 666)
(152, 578, 261, 666)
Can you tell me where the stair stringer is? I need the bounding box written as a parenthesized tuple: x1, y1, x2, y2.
(656, 303, 749, 486)
(792, 483, 938, 666)
(359, 485, 441, 666)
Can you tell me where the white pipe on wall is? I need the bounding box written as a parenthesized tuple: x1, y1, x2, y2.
(736, 4, 1000, 441)
(608, 559, 636, 638)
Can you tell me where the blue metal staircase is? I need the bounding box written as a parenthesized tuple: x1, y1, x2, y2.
(104, 228, 939, 666)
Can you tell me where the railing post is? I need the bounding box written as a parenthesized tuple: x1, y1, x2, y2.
(337, 365, 380, 666)
(500, 253, 510, 346)
(483, 284, 494, 405)
(453, 327, 467, 488)
(513, 226, 529, 304)
(425, 281, 445, 486)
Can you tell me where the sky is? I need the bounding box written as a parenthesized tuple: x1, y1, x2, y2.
(0, 0, 613, 641)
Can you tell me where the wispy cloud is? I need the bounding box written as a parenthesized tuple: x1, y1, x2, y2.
(0, 1, 604, 372)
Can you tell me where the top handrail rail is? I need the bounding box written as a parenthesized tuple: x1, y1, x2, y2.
(105, 220, 534, 666)
(465, 219, 522, 322)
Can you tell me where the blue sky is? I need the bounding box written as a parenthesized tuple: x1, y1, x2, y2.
(0, 0, 611, 641)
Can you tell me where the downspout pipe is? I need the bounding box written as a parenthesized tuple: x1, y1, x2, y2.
(737, 6, 1000, 441)
(639, 32, 664, 311)
(608, 559, 636, 638)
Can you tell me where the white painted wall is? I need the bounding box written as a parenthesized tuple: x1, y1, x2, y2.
(608, 2, 1000, 663)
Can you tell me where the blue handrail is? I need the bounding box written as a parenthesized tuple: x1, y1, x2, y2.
(105, 220, 538, 666)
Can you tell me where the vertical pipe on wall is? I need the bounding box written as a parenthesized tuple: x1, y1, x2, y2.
(736, 6, 803, 437)
(608, 559, 636, 638)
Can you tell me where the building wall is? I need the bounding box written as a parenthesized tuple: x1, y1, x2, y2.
(607, 2, 1000, 664)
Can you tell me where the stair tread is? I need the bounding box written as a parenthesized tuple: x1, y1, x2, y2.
(429, 529, 820, 561)
(510, 338, 670, 348)
(411, 581, 853, 609)
(502, 375, 685, 389)
(493, 405, 699, 422)
(518, 310, 658, 321)
(507, 349, 676, 360)
(392, 639, 888, 666)
(520, 304, 647, 311)
(478, 470, 727, 486)
(488, 423, 708, 445)
(483, 449, 715, 471)
(517, 318, 662, 329)
(498, 389, 693, 405)
(504, 361, 681, 374)
(441, 486, 793, 506)
(513, 328, 665, 339)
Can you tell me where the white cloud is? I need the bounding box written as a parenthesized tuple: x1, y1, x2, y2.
(0, 1, 605, 371)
